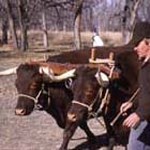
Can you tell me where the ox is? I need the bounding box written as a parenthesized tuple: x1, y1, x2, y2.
(47, 49, 140, 149)
(64, 50, 140, 150)
(48, 45, 139, 148)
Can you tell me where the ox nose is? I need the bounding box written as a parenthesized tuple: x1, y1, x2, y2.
(67, 113, 77, 122)
(15, 108, 26, 116)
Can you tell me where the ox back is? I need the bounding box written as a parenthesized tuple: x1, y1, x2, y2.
(47, 46, 134, 64)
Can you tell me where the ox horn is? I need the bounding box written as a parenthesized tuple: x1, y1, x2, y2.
(0, 67, 18, 76)
(39, 66, 75, 82)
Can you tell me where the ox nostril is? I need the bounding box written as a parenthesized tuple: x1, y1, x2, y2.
(67, 113, 77, 122)
(15, 109, 26, 115)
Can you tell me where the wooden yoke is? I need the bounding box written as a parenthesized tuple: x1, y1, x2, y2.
(103, 52, 115, 114)
(94, 52, 115, 115)
(28, 51, 119, 81)
(109, 52, 114, 63)
(91, 48, 96, 61)
(108, 52, 115, 77)
(89, 48, 115, 65)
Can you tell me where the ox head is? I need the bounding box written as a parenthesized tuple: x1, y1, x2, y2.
(0, 63, 75, 116)
(15, 64, 45, 115)
(67, 66, 109, 122)
(14, 63, 76, 116)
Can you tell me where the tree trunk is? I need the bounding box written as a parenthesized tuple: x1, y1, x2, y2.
(122, 0, 142, 44)
(42, 3, 49, 48)
(74, 0, 84, 50)
(5, 0, 19, 49)
(17, 0, 28, 51)
(1, 19, 8, 44)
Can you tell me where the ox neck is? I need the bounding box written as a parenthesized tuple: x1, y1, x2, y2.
(72, 87, 104, 113)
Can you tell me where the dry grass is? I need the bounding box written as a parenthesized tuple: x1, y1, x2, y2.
(0, 31, 123, 52)
(27, 31, 123, 51)
(0, 31, 123, 63)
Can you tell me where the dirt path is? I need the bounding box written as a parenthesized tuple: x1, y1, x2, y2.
(0, 52, 125, 150)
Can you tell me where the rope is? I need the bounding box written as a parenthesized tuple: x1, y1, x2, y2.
(72, 100, 92, 111)
(98, 65, 115, 113)
(90, 112, 106, 129)
(18, 93, 39, 104)
(18, 84, 51, 110)
(72, 87, 103, 112)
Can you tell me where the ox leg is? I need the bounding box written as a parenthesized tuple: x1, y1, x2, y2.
(103, 117, 116, 150)
(59, 122, 78, 150)
(80, 121, 96, 150)
(108, 137, 116, 150)
(79, 121, 95, 141)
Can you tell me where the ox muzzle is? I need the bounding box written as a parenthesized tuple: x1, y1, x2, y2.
(15, 84, 50, 115)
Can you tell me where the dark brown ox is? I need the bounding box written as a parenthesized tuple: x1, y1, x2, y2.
(64, 50, 140, 150)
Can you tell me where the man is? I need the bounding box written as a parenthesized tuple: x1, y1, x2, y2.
(120, 38, 150, 150)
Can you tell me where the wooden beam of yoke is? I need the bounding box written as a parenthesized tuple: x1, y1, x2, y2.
(29, 48, 119, 79)
(29, 61, 119, 80)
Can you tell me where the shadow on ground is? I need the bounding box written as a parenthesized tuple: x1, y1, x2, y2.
(70, 133, 127, 150)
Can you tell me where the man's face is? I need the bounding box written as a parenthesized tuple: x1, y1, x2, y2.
(134, 39, 150, 60)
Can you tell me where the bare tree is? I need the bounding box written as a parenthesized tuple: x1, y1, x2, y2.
(0, 4, 8, 45)
(74, 0, 84, 50)
(122, 0, 142, 44)
(16, 0, 29, 51)
(41, 1, 49, 48)
(5, 0, 19, 49)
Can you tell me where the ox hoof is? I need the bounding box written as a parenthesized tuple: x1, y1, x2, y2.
(108, 137, 116, 150)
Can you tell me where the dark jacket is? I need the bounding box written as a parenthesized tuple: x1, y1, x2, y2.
(136, 60, 150, 121)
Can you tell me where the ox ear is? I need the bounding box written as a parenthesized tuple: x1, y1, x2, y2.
(0, 67, 18, 76)
(95, 71, 109, 87)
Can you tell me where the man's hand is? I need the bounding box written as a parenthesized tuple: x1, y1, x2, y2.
(123, 113, 141, 128)
(120, 102, 133, 115)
